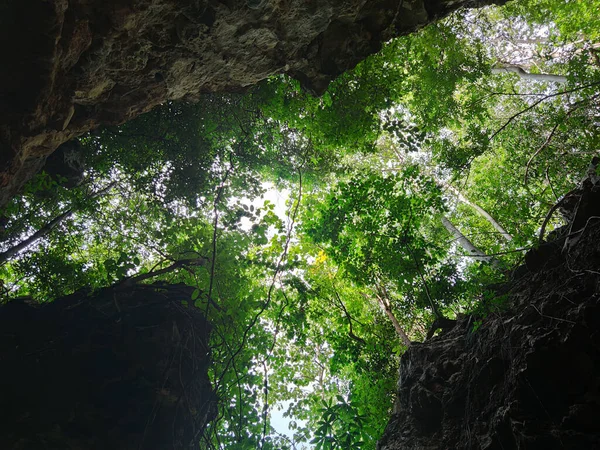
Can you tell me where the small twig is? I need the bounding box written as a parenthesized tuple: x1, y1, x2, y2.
(524, 121, 561, 185)
(462, 246, 532, 258)
(545, 167, 559, 201)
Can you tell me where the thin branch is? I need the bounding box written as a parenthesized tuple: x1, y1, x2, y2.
(537, 189, 577, 245)
(524, 121, 561, 185)
(258, 172, 303, 449)
(545, 167, 560, 201)
(531, 304, 576, 324)
(0, 182, 116, 264)
(523, 94, 598, 185)
(259, 288, 290, 449)
(406, 245, 442, 319)
(332, 288, 366, 345)
(205, 152, 235, 317)
(462, 247, 532, 257)
(489, 81, 600, 141)
(117, 257, 208, 287)
(217, 169, 303, 388)
(373, 281, 411, 347)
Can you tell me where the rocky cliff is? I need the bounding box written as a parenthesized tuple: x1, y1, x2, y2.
(0, 0, 501, 207)
(377, 175, 600, 449)
(0, 283, 215, 449)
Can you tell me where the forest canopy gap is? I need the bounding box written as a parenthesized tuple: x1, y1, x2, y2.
(1, 1, 599, 448)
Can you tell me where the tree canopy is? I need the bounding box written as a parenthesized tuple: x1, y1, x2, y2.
(1, 1, 599, 448)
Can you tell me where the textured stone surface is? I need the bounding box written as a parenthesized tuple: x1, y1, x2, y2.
(0, 0, 500, 206)
(42, 138, 86, 188)
(377, 181, 600, 449)
(0, 283, 215, 449)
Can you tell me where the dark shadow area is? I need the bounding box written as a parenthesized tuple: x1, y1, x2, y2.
(0, 282, 216, 449)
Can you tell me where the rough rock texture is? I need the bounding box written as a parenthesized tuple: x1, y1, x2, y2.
(0, 283, 216, 449)
(0, 0, 501, 207)
(42, 138, 87, 188)
(378, 181, 600, 449)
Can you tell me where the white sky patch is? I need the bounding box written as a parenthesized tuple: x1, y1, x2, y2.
(239, 182, 291, 231)
(237, 183, 317, 446)
(270, 400, 310, 449)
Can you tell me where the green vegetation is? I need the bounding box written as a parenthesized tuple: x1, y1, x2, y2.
(1, 1, 598, 448)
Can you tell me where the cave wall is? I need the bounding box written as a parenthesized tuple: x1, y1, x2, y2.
(377, 180, 600, 449)
(0, 283, 215, 449)
(0, 0, 502, 207)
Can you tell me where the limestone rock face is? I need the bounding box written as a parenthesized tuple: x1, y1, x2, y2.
(0, 0, 499, 206)
(377, 179, 600, 449)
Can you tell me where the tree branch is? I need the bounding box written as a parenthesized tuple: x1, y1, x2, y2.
(444, 184, 513, 241)
(374, 282, 411, 347)
(441, 216, 501, 267)
(491, 65, 567, 83)
(489, 81, 600, 141)
(0, 182, 116, 264)
(332, 288, 366, 345)
(117, 257, 208, 287)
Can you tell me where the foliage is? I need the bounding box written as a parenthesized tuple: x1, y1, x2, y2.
(310, 396, 370, 450)
(1, 0, 599, 448)
(302, 167, 446, 301)
(503, 0, 600, 41)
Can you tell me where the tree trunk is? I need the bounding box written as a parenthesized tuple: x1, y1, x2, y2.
(441, 216, 501, 267)
(491, 65, 567, 83)
(445, 184, 513, 241)
(381, 300, 412, 347)
(374, 286, 412, 347)
(391, 148, 513, 242)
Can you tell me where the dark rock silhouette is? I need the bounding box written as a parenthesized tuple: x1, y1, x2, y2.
(0, 0, 502, 207)
(378, 173, 600, 449)
(0, 283, 215, 449)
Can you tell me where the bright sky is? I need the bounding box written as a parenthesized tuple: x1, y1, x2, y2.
(240, 184, 314, 448)
(239, 182, 291, 232)
(270, 400, 310, 449)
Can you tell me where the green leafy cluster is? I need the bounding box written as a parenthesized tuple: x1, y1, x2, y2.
(1, 0, 599, 448)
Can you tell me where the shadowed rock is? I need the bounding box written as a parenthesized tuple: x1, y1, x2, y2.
(0, 0, 501, 206)
(0, 283, 215, 449)
(378, 178, 600, 450)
